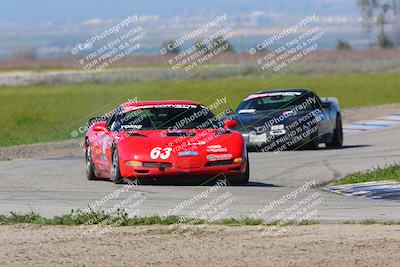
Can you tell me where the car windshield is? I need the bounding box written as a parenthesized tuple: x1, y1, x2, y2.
(111, 104, 221, 131)
(236, 91, 314, 113)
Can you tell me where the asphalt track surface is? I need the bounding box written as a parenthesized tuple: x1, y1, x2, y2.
(1, 125, 399, 222)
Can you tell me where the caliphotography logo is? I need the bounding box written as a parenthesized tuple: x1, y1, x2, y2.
(71, 15, 146, 72)
(1, 0, 400, 266)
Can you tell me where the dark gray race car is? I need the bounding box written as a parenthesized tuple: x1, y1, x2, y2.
(231, 88, 343, 151)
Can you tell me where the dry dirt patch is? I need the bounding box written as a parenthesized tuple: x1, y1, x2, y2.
(0, 224, 399, 266)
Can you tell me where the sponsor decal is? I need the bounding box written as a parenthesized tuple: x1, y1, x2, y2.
(270, 124, 286, 136)
(206, 153, 232, 161)
(100, 165, 108, 172)
(124, 104, 197, 112)
(178, 151, 199, 157)
(206, 144, 228, 153)
(249, 133, 267, 143)
(244, 92, 302, 101)
(121, 125, 143, 130)
(150, 147, 172, 160)
(187, 141, 206, 146)
(238, 109, 256, 114)
(271, 124, 285, 130)
(101, 134, 112, 154)
(270, 130, 286, 136)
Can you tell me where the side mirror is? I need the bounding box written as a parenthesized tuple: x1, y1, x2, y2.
(93, 122, 108, 132)
(224, 120, 237, 129)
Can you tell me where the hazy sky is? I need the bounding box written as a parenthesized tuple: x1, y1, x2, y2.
(1, 0, 357, 23)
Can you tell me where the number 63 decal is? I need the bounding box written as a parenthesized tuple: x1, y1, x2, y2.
(150, 147, 172, 160)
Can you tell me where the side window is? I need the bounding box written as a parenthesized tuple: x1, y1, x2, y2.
(315, 95, 323, 109)
(106, 113, 116, 131)
(308, 92, 321, 109)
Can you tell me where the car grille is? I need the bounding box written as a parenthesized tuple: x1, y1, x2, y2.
(143, 162, 173, 169)
(206, 160, 233, 166)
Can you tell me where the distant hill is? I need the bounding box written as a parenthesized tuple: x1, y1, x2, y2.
(0, 0, 363, 59)
(2, 0, 358, 23)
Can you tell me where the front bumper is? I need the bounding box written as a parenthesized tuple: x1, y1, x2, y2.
(120, 162, 246, 179)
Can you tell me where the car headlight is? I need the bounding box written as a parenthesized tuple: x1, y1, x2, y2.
(125, 160, 143, 167)
(233, 157, 244, 164)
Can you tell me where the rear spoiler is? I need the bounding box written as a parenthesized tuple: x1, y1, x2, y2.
(320, 97, 339, 104)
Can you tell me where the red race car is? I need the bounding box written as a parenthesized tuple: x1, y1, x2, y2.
(84, 100, 249, 185)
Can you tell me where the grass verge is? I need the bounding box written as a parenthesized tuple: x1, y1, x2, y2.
(1, 211, 398, 227)
(334, 164, 400, 185)
(2, 72, 400, 147)
(342, 219, 400, 225)
(0, 210, 318, 227)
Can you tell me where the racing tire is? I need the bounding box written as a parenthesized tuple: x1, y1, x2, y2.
(85, 143, 97, 180)
(326, 114, 343, 148)
(110, 146, 124, 184)
(228, 155, 250, 185)
(306, 128, 319, 150)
